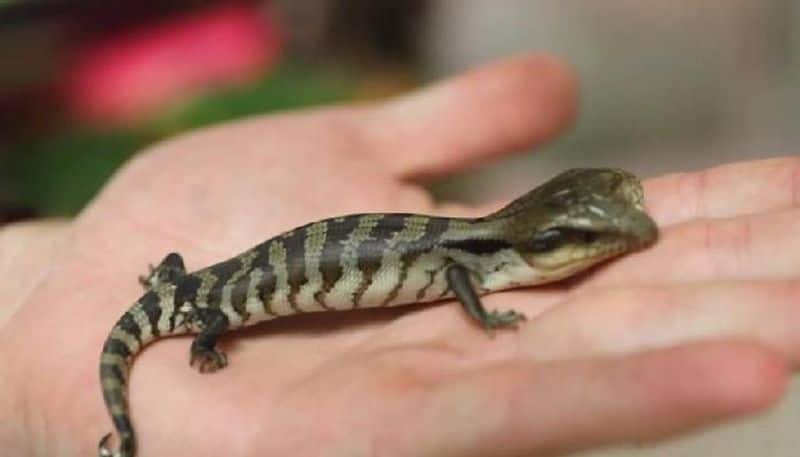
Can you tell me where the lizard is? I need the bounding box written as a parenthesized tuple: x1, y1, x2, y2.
(98, 168, 658, 457)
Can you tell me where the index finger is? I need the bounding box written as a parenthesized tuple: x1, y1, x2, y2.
(361, 54, 578, 180)
(644, 157, 800, 226)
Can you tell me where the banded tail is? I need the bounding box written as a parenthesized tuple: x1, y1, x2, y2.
(98, 290, 170, 457)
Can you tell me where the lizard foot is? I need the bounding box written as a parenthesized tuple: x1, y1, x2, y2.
(190, 344, 228, 373)
(484, 309, 527, 332)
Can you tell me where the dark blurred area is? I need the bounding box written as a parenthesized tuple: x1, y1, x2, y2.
(0, 0, 428, 221)
(1, 1, 798, 227)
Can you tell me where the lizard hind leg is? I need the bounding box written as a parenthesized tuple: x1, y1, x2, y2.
(189, 308, 230, 373)
(138, 252, 186, 290)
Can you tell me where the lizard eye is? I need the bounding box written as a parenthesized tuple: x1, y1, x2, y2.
(529, 229, 600, 253)
(580, 231, 599, 243)
(530, 229, 564, 252)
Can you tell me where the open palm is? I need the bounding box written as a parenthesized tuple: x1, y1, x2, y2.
(1, 55, 797, 457)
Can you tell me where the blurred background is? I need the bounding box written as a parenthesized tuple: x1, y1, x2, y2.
(0, 1, 798, 454)
(2, 0, 798, 222)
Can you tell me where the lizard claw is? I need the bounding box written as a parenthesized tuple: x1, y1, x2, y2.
(485, 309, 527, 331)
(190, 346, 228, 373)
(138, 264, 156, 289)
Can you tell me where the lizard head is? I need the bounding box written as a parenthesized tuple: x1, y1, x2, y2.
(496, 168, 658, 279)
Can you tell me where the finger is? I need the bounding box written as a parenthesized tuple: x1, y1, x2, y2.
(584, 207, 800, 286)
(519, 280, 800, 364)
(412, 341, 786, 457)
(644, 156, 800, 227)
(362, 54, 578, 179)
(445, 156, 800, 221)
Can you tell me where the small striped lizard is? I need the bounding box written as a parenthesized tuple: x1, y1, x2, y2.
(98, 168, 658, 457)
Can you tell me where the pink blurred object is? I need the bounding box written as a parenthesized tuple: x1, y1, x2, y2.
(64, 4, 282, 126)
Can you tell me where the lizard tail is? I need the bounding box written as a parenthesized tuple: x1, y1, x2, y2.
(98, 295, 161, 457)
(98, 332, 138, 457)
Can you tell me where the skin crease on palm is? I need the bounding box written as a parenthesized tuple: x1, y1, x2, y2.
(0, 54, 799, 457)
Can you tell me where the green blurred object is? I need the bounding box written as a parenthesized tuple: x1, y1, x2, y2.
(0, 131, 152, 216)
(1, 62, 356, 217)
(155, 63, 355, 132)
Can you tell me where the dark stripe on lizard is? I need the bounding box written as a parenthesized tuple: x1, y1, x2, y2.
(203, 257, 244, 308)
(103, 338, 132, 358)
(439, 238, 513, 255)
(172, 274, 201, 331)
(230, 280, 249, 320)
(100, 362, 126, 386)
(416, 262, 451, 301)
(252, 241, 278, 316)
(116, 312, 142, 347)
(282, 228, 308, 313)
(139, 290, 163, 336)
(352, 216, 400, 307)
(382, 216, 451, 306)
(316, 216, 362, 308)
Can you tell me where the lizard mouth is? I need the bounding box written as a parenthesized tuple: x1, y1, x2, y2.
(619, 208, 659, 249)
(524, 209, 658, 274)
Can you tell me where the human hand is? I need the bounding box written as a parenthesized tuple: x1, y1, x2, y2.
(0, 55, 795, 457)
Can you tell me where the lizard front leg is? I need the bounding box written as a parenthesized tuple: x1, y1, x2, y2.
(138, 252, 186, 290)
(445, 264, 526, 332)
(189, 308, 230, 373)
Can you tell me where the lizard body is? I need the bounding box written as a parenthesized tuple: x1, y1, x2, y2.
(98, 168, 658, 457)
